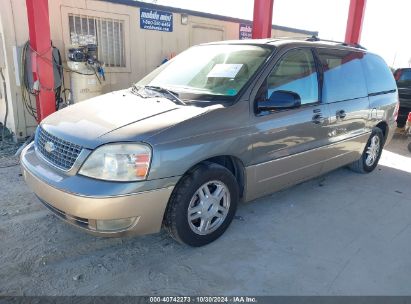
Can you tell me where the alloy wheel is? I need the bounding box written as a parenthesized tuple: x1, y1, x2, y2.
(365, 135, 380, 167)
(187, 180, 230, 235)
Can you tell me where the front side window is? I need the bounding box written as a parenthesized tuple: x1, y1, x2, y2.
(265, 48, 319, 105)
(317, 49, 368, 103)
(137, 44, 273, 102)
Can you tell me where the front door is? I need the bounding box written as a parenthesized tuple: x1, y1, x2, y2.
(246, 48, 331, 201)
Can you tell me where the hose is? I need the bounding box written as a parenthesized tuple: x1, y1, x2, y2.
(21, 41, 38, 120)
(0, 68, 9, 150)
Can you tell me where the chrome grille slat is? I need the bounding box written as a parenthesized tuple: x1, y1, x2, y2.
(35, 127, 82, 170)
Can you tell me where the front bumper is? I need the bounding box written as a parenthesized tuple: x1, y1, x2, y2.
(21, 142, 177, 237)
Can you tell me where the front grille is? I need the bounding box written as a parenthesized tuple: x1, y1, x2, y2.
(35, 127, 82, 170)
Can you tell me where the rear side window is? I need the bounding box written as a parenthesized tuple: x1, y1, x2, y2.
(317, 49, 368, 103)
(362, 54, 396, 94)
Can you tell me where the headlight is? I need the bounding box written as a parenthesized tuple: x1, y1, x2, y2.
(79, 143, 151, 181)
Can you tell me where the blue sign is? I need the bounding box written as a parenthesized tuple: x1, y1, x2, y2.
(140, 8, 173, 32)
(239, 23, 252, 40)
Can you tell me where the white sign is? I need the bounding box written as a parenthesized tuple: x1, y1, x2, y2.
(207, 64, 243, 78)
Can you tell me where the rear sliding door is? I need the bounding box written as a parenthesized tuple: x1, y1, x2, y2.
(315, 48, 371, 172)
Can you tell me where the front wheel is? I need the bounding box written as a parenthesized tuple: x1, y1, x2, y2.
(164, 162, 239, 247)
(349, 127, 384, 173)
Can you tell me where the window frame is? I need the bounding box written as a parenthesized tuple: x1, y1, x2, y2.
(61, 6, 131, 73)
(253, 46, 321, 115)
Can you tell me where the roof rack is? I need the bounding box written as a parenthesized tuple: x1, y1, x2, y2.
(273, 36, 309, 41)
(305, 35, 367, 50)
(270, 36, 366, 50)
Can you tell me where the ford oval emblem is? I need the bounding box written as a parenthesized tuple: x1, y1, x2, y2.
(44, 141, 55, 153)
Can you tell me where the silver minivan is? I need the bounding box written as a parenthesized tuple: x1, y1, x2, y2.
(21, 39, 398, 246)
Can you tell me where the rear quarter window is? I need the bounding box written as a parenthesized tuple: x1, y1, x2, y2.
(361, 53, 397, 94)
(317, 49, 368, 103)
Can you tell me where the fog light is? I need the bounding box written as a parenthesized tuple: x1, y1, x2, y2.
(96, 217, 137, 232)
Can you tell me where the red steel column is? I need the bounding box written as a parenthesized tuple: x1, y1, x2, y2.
(252, 0, 274, 39)
(26, 0, 55, 122)
(345, 0, 367, 44)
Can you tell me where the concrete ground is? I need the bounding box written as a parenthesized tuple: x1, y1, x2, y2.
(0, 135, 410, 296)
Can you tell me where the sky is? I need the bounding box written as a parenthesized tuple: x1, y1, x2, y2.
(140, 0, 411, 68)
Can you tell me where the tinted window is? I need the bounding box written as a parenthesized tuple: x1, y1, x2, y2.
(394, 68, 411, 85)
(317, 49, 368, 103)
(399, 70, 411, 81)
(362, 54, 396, 94)
(267, 48, 318, 105)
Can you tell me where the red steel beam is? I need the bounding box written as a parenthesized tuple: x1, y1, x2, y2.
(26, 0, 55, 122)
(345, 0, 367, 44)
(252, 0, 274, 39)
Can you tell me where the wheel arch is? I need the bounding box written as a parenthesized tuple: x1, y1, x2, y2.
(375, 121, 388, 142)
(173, 155, 246, 200)
(201, 155, 246, 199)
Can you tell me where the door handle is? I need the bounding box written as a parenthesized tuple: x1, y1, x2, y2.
(336, 110, 346, 119)
(312, 113, 324, 124)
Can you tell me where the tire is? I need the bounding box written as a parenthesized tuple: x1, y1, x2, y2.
(164, 162, 239, 247)
(349, 127, 384, 174)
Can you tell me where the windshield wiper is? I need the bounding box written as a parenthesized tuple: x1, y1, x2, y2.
(143, 85, 186, 105)
(131, 84, 146, 98)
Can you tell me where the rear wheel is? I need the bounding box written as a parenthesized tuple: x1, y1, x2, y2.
(349, 128, 384, 173)
(164, 162, 239, 247)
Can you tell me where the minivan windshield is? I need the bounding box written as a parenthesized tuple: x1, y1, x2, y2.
(135, 44, 273, 102)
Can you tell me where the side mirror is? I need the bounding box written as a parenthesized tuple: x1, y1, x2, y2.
(257, 90, 301, 112)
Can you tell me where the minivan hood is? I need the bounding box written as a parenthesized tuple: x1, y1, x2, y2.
(41, 89, 210, 149)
